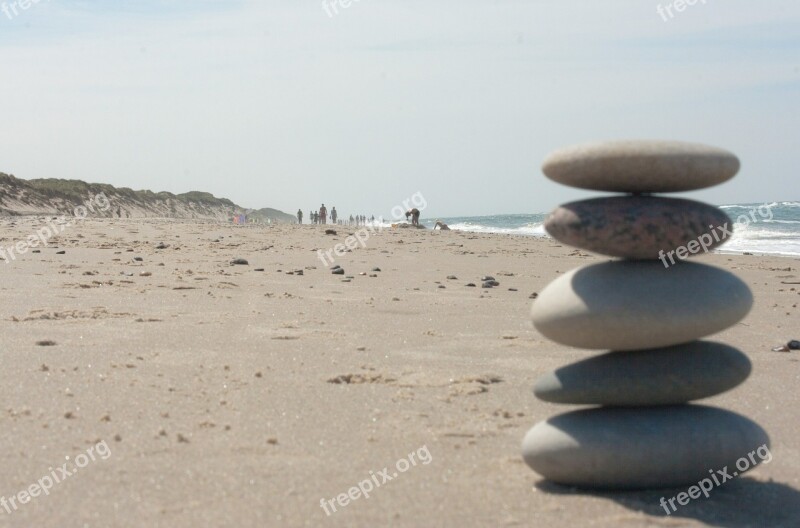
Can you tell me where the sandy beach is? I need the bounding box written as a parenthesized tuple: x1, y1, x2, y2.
(1, 217, 798, 527)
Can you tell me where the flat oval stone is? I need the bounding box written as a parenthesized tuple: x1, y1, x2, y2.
(545, 196, 732, 260)
(531, 261, 752, 351)
(534, 341, 751, 406)
(522, 405, 770, 489)
(542, 141, 740, 193)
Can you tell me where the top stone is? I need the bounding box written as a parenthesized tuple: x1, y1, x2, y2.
(542, 141, 740, 193)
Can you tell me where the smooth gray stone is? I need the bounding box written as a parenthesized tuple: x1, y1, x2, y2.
(542, 141, 740, 193)
(534, 341, 751, 405)
(522, 405, 770, 489)
(544, 196, 732, 260)
(531, 261, 752, 351)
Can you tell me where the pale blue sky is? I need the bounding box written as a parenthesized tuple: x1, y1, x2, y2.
(1, 0, 798, 217)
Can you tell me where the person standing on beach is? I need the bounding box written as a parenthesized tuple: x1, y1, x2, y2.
(319, 204, 327, 225)
(331, 207, 338, 225)
(297, 209, 303, 224)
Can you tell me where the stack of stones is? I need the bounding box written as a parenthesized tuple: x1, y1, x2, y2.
(522, 141, 770, 489)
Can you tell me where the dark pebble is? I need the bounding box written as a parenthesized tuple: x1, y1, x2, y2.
(133, 257, 143, 262)
(332, 268, 345, 275)
(372, 267, 381, 272)
(56, 251, 66, 255)
(466, 283, 476, 287)
(254, 268, 265, 272)
(447, 275, 458, 280)
(231, 258, 249, 266)
(482, 281, 494, 288)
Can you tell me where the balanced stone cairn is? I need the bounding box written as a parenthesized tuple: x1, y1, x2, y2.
(522, 141, 770, 489)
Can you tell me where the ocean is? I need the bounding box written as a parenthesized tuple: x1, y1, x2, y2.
(413, 202, 800, 257)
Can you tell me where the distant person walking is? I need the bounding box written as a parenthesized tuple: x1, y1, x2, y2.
(319, 204, 328, 225)
(297, 209, 303, 224)
(331, 207, 338, 224)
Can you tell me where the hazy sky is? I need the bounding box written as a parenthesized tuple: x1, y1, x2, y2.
(1, 1, 798, 218)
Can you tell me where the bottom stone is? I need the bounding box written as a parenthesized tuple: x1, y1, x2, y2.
(522, 405, 769, 489)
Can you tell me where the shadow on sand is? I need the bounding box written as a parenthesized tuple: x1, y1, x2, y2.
(536, 478, 800, 527)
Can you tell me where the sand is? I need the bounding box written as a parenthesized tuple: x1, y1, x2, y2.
(0, 217, 798, 527)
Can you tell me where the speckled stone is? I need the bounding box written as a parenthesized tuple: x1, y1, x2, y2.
(544, 196, 732, 260)
(522, 405, 770, 489)
(530, 261, 753, 351)
(542, 141, 740, 193)
(533, 341, 751, 406)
